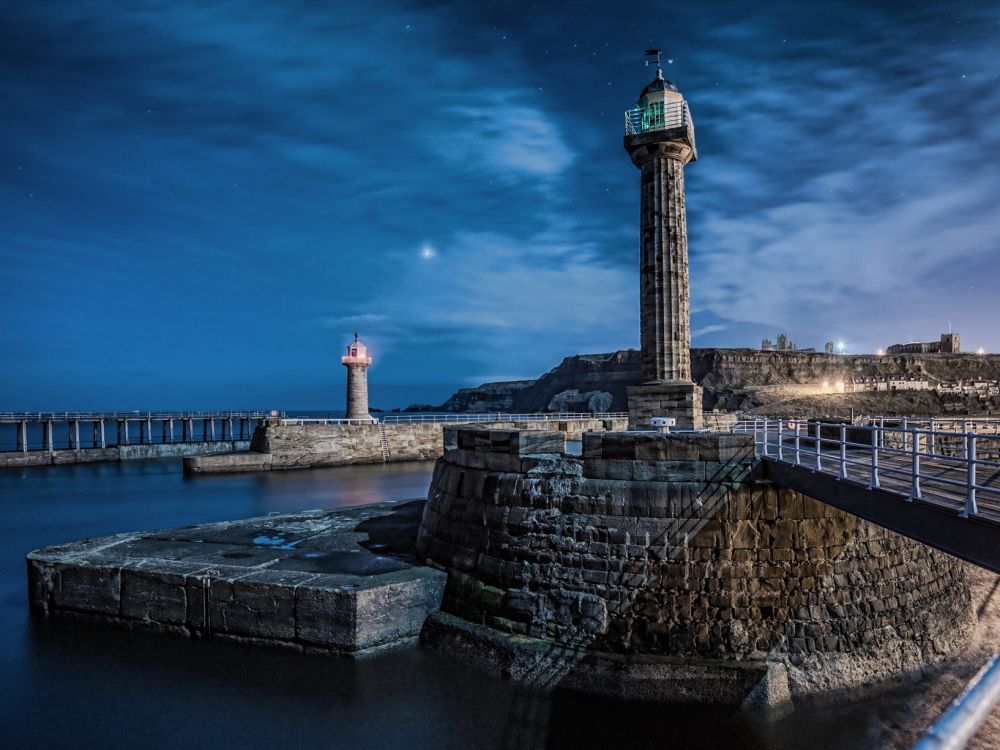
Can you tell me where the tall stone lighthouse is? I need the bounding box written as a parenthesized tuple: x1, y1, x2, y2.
(341, 333, 373, 421)
(623, 53, 703, 430)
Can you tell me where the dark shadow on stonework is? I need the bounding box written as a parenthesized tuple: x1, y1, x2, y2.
(354, 498, 426, 563)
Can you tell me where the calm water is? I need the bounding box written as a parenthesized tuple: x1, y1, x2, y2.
(0, 459, 910, 749)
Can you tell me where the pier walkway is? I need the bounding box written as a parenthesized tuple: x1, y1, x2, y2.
(734, 418, 1000, 573)
(1, 411, 272, 453)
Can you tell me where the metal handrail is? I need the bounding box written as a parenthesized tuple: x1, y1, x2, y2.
(624, 101, 691, 136)
(381, 412, 628, 424)
(733, 418, 1000, 519)
(0, 411, 275, 422)
(279, 418, 377, 426)
(912, 650, 1000, 750)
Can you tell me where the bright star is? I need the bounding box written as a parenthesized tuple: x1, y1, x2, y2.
(420, 244, 436, 260)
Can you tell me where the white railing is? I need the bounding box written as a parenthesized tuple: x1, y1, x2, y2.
(624, 101, 690, 136)
(0, 411, 275, 423)
(733, 418, 1000, 519)
(381, 412, 628, 425)
(278, 417, 377, 426)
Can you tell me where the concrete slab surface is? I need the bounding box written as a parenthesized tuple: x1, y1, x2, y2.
(27, 499, 446, 656)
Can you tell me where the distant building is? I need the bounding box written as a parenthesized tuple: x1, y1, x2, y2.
(761, 332, 796, 351)
(824, 342, 835, 354)
(886, 333, 961, 355)
(844, 377, 931, 393)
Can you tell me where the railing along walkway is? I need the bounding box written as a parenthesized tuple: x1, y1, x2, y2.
(734, 419, 1000, 525)
(381, 412, 627, 425)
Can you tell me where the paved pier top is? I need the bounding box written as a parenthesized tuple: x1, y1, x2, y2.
(27, 500, 446, 655)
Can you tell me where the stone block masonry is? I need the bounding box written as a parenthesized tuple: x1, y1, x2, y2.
(184, 418, 629, 474)
(416, 427, 974, 703)
(1, 440, 251, 470)
(627, 381, 703, 430)
(27, 500, 446, 656)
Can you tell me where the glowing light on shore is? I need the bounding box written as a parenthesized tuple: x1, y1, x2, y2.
(978, 347, 986, 355)
(876, 348, 884, 356)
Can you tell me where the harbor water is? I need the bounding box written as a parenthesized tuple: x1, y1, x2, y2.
(0, 458, 925, 749)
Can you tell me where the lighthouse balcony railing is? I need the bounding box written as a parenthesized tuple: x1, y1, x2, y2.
(624, 101, 691, 136)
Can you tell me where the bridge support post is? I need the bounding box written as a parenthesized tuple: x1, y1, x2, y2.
(45, 421, 54, 452)
(168, 419, 174, 444)
(73, 420, 80, 450)
(839, 424, 847, 479)
(909, 430, 922, 501)
(18, 421, 27, 453)
(147, 417, 153, 445)
(963, 432, 978, 518)
(99, 420, 106, 449)
(870, 425, 880, 489)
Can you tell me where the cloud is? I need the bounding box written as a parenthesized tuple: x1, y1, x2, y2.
(437, 96, 574, 181)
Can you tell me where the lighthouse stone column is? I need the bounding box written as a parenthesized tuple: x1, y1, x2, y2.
(623, 68, 702, 430)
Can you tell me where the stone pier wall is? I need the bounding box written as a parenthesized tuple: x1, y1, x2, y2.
(416, 427, 973, 699)
(185, 418, 628, 474)
(0, 440, 250, 469)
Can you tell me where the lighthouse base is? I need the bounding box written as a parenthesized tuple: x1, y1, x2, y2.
(627, 381, 703, 430)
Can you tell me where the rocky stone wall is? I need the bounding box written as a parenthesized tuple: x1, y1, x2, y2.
(414, 348, 1000, 415)
(416, 427, 974, 697)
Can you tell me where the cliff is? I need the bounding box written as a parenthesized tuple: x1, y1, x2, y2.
(416, 380, 535, 413)
(411, 349, 1000, 415)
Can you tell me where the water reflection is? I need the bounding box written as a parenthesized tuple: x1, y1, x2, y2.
(0, 459, 907, 749)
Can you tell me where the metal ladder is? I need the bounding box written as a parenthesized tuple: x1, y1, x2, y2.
(378, 422, 390, 462)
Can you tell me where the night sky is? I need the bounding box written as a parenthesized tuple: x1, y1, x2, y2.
(3, 1, 999, 410)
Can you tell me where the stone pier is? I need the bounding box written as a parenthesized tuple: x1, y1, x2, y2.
(27, 500, 446, 655)
(415, 426, 973, 704)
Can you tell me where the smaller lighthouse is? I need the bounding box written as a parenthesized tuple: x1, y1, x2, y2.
(341, 333, 373, 421)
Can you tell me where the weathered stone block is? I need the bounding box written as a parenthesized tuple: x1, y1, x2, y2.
(517, 431, 566, 456)
(120, 561, 206, 624)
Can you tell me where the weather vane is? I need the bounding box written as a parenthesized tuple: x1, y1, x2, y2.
(644, 48, 673, 78)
